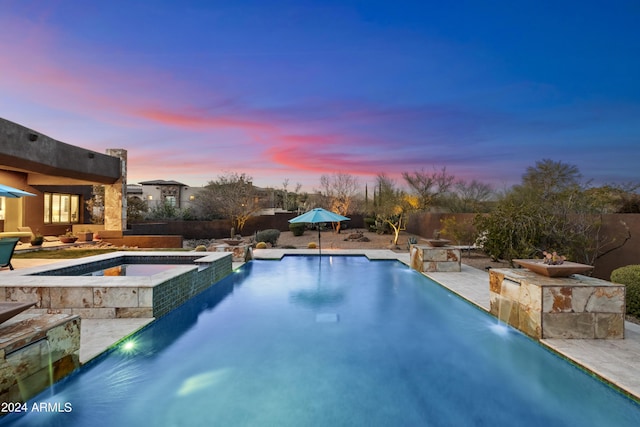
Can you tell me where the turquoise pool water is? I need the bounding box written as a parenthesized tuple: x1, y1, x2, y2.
(3, 256, 640, 426)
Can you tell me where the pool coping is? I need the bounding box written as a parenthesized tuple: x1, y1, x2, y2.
(2, 251, 228, 283)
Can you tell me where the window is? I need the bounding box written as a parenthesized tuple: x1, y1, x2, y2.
(44, 193, 80, 224)
(165, 195, 177, 206)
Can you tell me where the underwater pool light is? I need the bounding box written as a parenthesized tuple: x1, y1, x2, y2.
(121, 339, 136, 353)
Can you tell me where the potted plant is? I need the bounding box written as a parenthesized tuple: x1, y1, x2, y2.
(30, 232, 44, 247)
(59, 229, 78, 244)
(222, 228, 244, 246)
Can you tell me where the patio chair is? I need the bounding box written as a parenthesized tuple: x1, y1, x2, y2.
(0, 237, 20, 270)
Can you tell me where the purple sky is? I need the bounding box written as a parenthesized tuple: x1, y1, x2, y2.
(1, 1, 638, 191)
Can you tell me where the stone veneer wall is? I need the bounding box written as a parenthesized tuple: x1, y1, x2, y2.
(209, 243, 252, 262)
(1, 254, 233, 320)
(0, 314, 80, 403)
(410, 245, 461, 272)
(489, 268, 625, 339)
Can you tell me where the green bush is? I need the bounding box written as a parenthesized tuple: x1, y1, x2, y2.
(289, 223, 306, 236)
(364, 217, 376, 232)
(611, 265, 640, 318)
(374, 219, 391, 235)
(255, 229, 280, 247)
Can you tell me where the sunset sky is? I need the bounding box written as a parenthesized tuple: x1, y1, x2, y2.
(1, 1, 638, 192)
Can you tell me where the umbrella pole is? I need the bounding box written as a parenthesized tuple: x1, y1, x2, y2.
(318, 227, 321, 257)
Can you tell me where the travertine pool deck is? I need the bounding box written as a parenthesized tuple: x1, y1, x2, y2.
(4, 249, 640, 401)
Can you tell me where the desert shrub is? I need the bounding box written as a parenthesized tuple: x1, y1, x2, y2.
(611, 265, 640, 318)
(364, 217, 376, 232)
(255, 229, 280, 246)
(374, 219, 391, 235)
(440, 216, 477, 246)
(255, 242, 268, 249)
(194, 245, 207, 252)
(308, 242, 317, 249)
(289, 223, 306, 236)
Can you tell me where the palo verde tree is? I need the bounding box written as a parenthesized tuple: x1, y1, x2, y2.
(373, 173, 419, 246)
(193, 172, 262, 233)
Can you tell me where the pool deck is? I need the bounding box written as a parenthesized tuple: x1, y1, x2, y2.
(4, 250, 640, 401)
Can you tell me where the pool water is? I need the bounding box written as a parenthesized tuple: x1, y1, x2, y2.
(3, 256, 640, 426)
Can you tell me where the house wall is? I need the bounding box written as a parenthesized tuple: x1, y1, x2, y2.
(0, 170, 31, 232)
(0, 117, 121, 184)
(131, 183, 200, 209)
(592, 214, 640, 280)
(0, 169, 93, 235)
(1, 118, 126, 235)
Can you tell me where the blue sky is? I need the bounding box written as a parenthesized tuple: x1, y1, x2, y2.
(1, 0, 638, 191)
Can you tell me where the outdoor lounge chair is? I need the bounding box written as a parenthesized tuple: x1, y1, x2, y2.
(0, 237, 20, 270)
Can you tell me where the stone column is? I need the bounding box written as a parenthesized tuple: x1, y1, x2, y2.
(104, 149, 127, 231)
(410, 244, 461, 272)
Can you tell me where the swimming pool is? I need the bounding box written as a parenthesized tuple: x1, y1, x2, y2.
(2, 256, 639, 426)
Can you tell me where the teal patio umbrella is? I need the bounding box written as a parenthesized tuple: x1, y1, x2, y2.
(289, 208, 350, 255)
(0, 184, 35, 198)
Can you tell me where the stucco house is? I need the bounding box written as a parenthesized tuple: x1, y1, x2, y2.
(0, 117, 126, 238)
(127, 180, 199, 210)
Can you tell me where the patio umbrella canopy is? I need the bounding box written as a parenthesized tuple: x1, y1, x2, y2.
(0, 184, 35, 198)
(289, 208, 350, 255)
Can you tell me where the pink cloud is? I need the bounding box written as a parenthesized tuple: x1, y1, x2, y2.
(134, 108, 276, 133)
